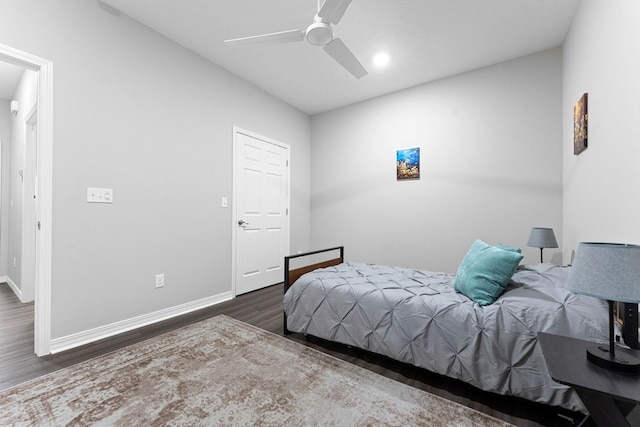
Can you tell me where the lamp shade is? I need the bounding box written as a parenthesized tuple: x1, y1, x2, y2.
(527, 227, 558, 249)
(566, 242, 640, 303)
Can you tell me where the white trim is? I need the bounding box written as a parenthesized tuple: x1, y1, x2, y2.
(231, 127, 239, 297)
(231, 126, 291, 297)
(0, 43, 54, 356)
(35, 57, 53, 357)
(4, 276, 24, 302)
(50, 291, 233, 354)
(0, 275, 8, 283)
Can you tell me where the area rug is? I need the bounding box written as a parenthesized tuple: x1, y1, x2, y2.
(0, 315, 512, 426)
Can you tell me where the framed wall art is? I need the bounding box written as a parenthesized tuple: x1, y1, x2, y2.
(396, 147, 420, 180)
(573, 93, 588, 155)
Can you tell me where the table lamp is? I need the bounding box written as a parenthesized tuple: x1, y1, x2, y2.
(566, 242, 640, 374)
(527, 227, 558, 263)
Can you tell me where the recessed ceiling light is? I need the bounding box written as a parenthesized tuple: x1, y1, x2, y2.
(373, 52, 390, 67)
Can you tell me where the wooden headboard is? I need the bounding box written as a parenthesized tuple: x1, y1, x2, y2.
(283, 246, 344, 334)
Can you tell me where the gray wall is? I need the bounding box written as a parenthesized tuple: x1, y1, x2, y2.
(0, 0, 311, 339)
(310, 48, 563, 273)
(562, 0, 640, 260)
(0, 98, 9, 278)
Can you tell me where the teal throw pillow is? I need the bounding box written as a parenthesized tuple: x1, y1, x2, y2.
(454, 239, 523, 306)
(496, 243, 522, 254)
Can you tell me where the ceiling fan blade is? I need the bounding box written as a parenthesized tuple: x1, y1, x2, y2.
(323, 38, 367, 79)
(224, 29, 304, 47)
(318, 0, 353, 25)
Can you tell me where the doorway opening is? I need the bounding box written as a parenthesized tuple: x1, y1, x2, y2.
(0, 43, 53, 356)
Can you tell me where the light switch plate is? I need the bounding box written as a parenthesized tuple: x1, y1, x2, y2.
(87, 187, 113, 203)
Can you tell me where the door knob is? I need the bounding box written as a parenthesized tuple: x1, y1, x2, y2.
(238, 220, 249, 226)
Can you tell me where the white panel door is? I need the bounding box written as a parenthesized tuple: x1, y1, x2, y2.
(22, 110, 38, 302)
(234, 129, 289, 295)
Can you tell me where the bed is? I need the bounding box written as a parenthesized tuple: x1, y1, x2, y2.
(282, 246, 617, 413)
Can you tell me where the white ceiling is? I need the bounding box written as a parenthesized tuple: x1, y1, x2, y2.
(99, 0, 579, 115)
(3, 0, 577, 116)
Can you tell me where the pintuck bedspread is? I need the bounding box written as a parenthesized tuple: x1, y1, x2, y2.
(283, 262, 609, 412)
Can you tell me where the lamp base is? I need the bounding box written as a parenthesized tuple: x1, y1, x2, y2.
(586, 345, 640, 374)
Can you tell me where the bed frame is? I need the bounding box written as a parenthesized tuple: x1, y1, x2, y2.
(283, 246, 344, 335)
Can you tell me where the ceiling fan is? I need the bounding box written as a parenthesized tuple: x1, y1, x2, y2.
(224, 0, 367, 79)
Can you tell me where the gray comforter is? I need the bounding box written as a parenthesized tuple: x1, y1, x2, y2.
(283, 262, 610, 412)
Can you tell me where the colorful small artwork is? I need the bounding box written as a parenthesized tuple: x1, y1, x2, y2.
(573, 93, 588, 155)
(396, 147, 420, 180)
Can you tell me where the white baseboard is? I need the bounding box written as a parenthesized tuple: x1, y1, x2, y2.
(50, 291, 234, 354)
(3, 276, 27, 303)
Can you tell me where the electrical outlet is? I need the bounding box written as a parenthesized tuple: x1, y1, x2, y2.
(155, 274, 165, 288)
(12, 257, 16, 268)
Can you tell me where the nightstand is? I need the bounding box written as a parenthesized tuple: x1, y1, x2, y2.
(538, 332, 640, 426)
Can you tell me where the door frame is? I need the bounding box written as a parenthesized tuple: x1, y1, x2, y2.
(0, 43, 53, 357)
(231, 126, 290, 297)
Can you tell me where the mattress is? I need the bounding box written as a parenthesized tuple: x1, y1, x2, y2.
(283, 262, 610, 412)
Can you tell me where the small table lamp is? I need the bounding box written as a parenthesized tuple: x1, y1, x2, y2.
(527, 227, 558, 263)
(566, 242, 640, 374)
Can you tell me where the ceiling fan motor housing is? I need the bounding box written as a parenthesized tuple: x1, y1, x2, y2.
(306, 18, 333, 46)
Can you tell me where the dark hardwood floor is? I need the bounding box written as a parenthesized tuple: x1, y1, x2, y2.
(0, 282, 582, 426)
